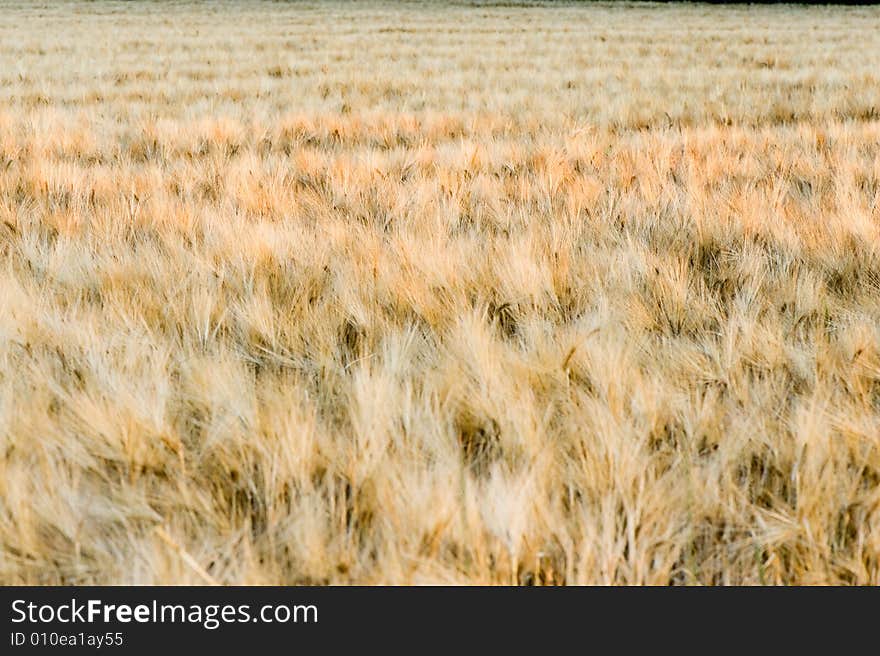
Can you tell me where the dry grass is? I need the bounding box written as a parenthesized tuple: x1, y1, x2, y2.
(1, 0, 880, 585)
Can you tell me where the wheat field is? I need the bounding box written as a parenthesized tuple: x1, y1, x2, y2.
(1, 0, 879, 585)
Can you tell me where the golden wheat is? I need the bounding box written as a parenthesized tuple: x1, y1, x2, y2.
(1, 0, 879, 585)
